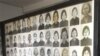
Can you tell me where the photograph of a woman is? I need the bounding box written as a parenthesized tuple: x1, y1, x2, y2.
(70, 28, 79, 46)
(70, 7, 79, 26)
(31, 16, 37, 30)
(82, 47, 91, 56)
(38, 14, 44, 30)
(45, 31, 52, 46)
(34, 48, 38, 56)
(40, 48, 45, 56)
(39, 32, 45, 46)
(53, 48, 60, 56)
(28, 34, 33, 47)
(17, 20, 21, 33)
(26, 18, 32, 32)
(47, 49, 51, 56)
(52, 10, 59, 28)
(33, 33, 38, 46)
(61, 28, 69, 47)
(62, 48, 69, 56)
(81, 3, 92, 24)
(22, 19, 27, 32)
(81, 26, 92, 46)
(45, 13, 52, 29)
(72, 50, 77, 56)
(53, 31, 59, 47)
(13, 36, 17, 47)
(60, 9, 68, 27)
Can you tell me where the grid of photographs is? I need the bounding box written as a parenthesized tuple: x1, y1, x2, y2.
(5, 1, 93, 56)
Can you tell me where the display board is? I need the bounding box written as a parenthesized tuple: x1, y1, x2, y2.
(4, 0, 94, 56)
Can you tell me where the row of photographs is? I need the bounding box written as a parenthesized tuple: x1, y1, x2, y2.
(5, 2, 92, 35)
(6, 46, 92, 56)
(6, 24, 93, 48)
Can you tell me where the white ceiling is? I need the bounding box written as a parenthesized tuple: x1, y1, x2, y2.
(0, 0, 42, 7)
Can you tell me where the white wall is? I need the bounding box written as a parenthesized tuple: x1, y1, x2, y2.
(0, 0, 67, 21)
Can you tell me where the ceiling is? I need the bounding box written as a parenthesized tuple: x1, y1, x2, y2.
(0, 0, 43, 7)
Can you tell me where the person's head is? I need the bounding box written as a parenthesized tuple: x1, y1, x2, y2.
(82, 26, 90, 37)
(71, 28, 78, 38)
(45, 31, 51, 40)
(61, 28, 68, 41)
(53, 31, 59, 41)
(53, 10, 59, 23)
(34, 48, 38, 56)
(82, 47, 91, 56)
(72, 7, 78, 18)
(62, 48, 69, 56)
(28, 34, 31, 43)
(61, 10, 67, 20)
(39, 14, 44, 24)
(47, 49, 51, 56)
(33, 33, 37, 40)
(45, 13, 51, 24)
(40, 32, 43, 40)
(40, 48, 45, 56)
(82, 3, 91, 15)
(72, 50, 77, 56)
(54, 48, 60, 56)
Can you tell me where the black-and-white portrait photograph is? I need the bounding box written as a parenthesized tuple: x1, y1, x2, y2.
(13, 36, 17, 47)
(70, 7, 79, 26)
(40, 48, 45, 56)
(52, 10, 59, 28)
(70, 28, 79, 46)
(82, 47, 91, 56)
(31, 16, 37, 30)
(22, 19, 27, 32)
(28, 34, 33, 47)
(61, 28, 69, 47)
(22, 35, 27, 47)
(39, 32, 45, 46)
(53, 48, 60, 56)
(81, 3, 92, 24)
(26, 18, 32, 32)
(38, 14, 45, 30)
(72, 50, 77, 56)
(17, 20, 21, 33)
(34, 48, 38, 56)
(45, 31, 52, 46)
(81, 26, 92, 46)
(62, 48, 69, 56)
(45, 13, 52, 29)
(33, 33, 38, 46)
(47, 49, 52, 56)
(60, 9, 68, 27)
(53, 31, 59, 47)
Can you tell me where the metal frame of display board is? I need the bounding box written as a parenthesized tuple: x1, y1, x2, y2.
(0, 0, 99, 56)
